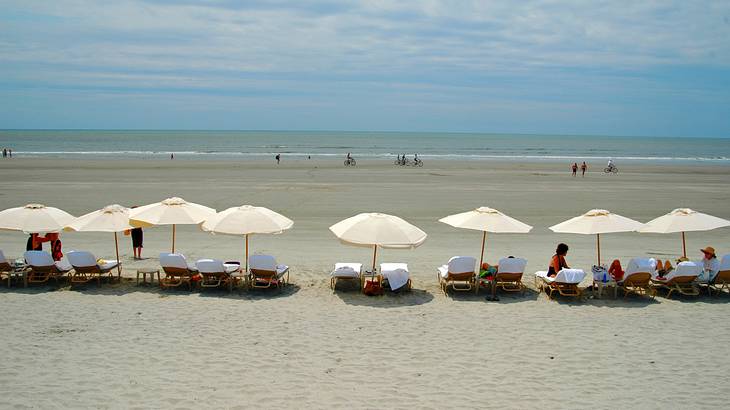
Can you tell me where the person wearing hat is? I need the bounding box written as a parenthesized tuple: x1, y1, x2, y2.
(701, 246, 720, 282)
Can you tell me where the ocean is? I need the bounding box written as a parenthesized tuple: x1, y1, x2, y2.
(1, 130, 729, 163)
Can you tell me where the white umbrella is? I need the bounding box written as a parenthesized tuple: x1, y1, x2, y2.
(439, 206, 532, 298)
(329, 213, 427, 275)
(638, 208, 730, 257)
(201, 205, 293, 272)
(0, 203, 75, 233)
(65, 204, 132, 276)
(550, 209, 644, 265)
(129, 197, 215, 253)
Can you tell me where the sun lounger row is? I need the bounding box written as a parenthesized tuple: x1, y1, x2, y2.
(3, 250, 120, 287)
(159, 253, 289, 292)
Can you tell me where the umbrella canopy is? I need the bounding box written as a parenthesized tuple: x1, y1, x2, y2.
(201, 205, 294, 271)
(638, 208, 730, 257)
(550, 209, 643, 265)
(0, 203, 75, 233)
(65, 204, 133, 233)
(439, 206, 533, 233)
(329, 213, 427, 274)
(65, 204, 132, 276)
(439, 207, 532, 298)
(129, 197, 215, 252)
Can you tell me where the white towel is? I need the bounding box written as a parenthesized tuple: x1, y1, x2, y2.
(380, 263, 409, 290)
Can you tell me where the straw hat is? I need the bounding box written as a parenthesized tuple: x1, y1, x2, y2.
(700, 246, 716, 258)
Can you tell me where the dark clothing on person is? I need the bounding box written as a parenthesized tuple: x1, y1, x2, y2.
(131, 227, 143, 248)
(26, 234, 42, 251)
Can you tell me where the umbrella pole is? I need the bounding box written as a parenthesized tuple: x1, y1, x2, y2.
(114, 232, 121, 280)
(597, 233, 601, 266)
(245, 234, 249, 272)
(479, 231, 486, 271)
(682, 231, 686, 258)
(172, 224, 176, 253)
(371, 245, 377, 280)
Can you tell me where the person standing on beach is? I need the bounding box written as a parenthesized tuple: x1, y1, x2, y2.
(581, 161, 587, 177)
(2, 148, 6, 158)
(275, 153, 280, 164)
(46, 233, 63, 262)
(8, 149, 11, 158)
(571, 162, 578, 177)
(170, 153, 174, 160)
(26, 233, 43, 251)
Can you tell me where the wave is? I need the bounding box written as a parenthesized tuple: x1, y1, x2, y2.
(13, 151, 730, 162)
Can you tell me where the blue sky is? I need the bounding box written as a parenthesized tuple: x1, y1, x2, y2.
(1, 0, 729, 137)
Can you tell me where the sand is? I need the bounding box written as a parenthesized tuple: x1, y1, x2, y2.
(1, 157, 729, 409)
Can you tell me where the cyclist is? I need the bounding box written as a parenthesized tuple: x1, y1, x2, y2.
(607, 158, 615, 170)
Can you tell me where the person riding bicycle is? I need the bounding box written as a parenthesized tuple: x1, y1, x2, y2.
(607, 158, 615, 169)
(347, 152, 352, 160)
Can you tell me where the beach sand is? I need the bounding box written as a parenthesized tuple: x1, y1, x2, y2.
(1, 158, 729, 408)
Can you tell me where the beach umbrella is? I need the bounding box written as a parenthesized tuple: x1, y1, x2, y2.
(0, 203, 75, 233)
(329, 213, 427, 276)
(65, 204, 132, 276)
(638, 208, 730, 258)
(129, 197, 215, 253)
(550, 209, 643, 266)
(439, 207, 532, 298)
(201, 205, 293, 272)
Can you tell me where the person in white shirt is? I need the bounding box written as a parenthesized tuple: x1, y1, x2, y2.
(607, 158, 615, 169)
(700, 246, 720, 282)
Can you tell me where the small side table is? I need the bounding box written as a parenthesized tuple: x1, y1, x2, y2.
(592, 279, 618, 299)
(137, 268, 159, 286)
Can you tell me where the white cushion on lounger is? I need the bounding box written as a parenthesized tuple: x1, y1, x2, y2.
(24, 251, 73, 272)
(438, 256, 476, 278)
(331, 263, 362, 278)
(497, 257, 527, 273)
(160, 253, 197, 272)
(68, 251, 118, 271)
(380, 263, 409, 290)
(0, 250, 7, 264)
(720, 255, 730, 271)
(653, 261, 701, 281)
(625, 258, 656, 276)
(196, 259, 239, 274)
(250, 254, 289, 277)
(538, 268, 585, 284)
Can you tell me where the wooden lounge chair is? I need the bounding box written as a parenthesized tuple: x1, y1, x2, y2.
(651, 261, 700, 298)
(330, 262, 363, 290)
(23, 251, 71, 285)
(67, 251, 120, 286)
(534, 269, 586, 299)
(708, 255, 730, 295)
(380, 263, 411, 292)
(618, 258, 656, 299)
(249, 255, 289, 290)
(159, 253, 197, 291)
(437, 256, 476, 293)
(495, 257, 528, 295)
(195, 259, 240, 292)
(0, 250, 19, 287)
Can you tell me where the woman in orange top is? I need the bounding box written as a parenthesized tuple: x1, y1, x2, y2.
(548, 243, 569, 277)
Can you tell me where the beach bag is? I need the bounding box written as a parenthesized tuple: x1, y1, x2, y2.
(363, 279, 383, 296)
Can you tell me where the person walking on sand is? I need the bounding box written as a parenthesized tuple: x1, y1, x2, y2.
(571, 162, 578, 177)
(581, 161, 587, 177)
(275, 153, 280, 164)
(128, 206, 144, 259)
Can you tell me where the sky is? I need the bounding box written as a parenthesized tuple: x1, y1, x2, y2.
(1, 0, 729, 137)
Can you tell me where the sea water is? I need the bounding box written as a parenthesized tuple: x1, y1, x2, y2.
(0, 130, 728, 163)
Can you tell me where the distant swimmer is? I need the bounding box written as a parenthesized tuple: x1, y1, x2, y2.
(581, 161, 587, 177)
(571, 162, 578, 177)
(275, 153, 281, 164)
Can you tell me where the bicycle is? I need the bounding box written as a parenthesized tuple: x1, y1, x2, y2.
(412, 158, 423, 167)
(344, 157, 356, 166)
(603, 165, 618, 174)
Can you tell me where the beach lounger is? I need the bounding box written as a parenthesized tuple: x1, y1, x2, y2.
(708, 255, 730, 295)
(330, 262, 363, 290)
(159, 253, 197, 290)
(651, 261, 700, 298)
(437, 256, 476, 293)
(495, 257, 528, 295)
(249, 255, 289, 290)
(534, 269, 585, 299)
(0, 250, 21, 287)
(380, 263, 411, 292)
(195, 259, 240, 292)
(67, 251, 120, 286)
(24, 250, 72, 285)
(618, 258, 657, 299)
